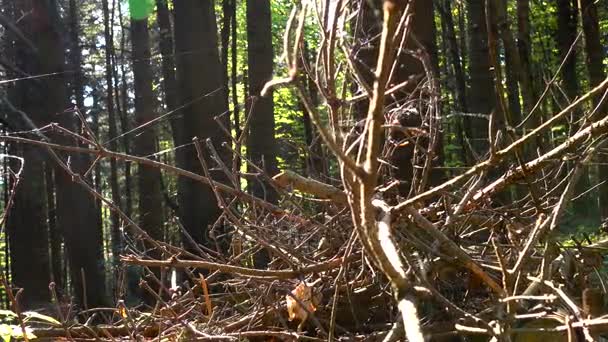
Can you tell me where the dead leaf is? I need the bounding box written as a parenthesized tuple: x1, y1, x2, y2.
(286, 281, 316, 324)
(199, 274, 213, 316)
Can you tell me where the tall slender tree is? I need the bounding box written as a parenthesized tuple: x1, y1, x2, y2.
(52, 1, 107, 309)
(4, 0, 52, 309)
(156, 0, 180, 148)
(557, 0, 595, 217)
(579, 0, 608, 220)
(102, 0, 123, 263)
(438, 0, 468, 164)
(494, 0, 524, 125)
(557, 0, 580, 106)
(246, 0, 278, 203)
(173, 1, 229, 249)
(115, 0, 133, 220)
(465, 0, 495, 159)
(7, 0, 106, 308)
(131, 15, 164, 246)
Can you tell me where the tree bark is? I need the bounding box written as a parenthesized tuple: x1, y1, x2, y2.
(8, 0, 107, 309)
(438, 0, 468, 164)
(494, 0, 524, 126)
(173, 0, 230, 250)
(557, 0, 595, 217)
(557, 0, 580, 106)
(246, 0, 279, 203)
(156, 0, 181, 151)
(579, 0, 608, 220)
(465, 0, 495, 159)
(102, 0, 123, 264)
(115, 0, 133, 220)
(131, 17, 164, 245)
(45, 165, 62, 292)
(6, 141, 50, 308)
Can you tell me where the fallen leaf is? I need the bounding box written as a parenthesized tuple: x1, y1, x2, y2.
(286, 281, 316, 324)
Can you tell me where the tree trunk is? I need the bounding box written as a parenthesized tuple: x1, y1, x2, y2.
(230, 0, 241, 179)
(579, 0, 608, 220)
(45, 166, 62, 292)
(53, 1, 107, 309)
(115, 0, 133, 220)
(4, 0, 53, 309)
(438, 0, 468, 164)
(8, 0, 107, 309)
(557, 0, 580, 106)
(173, 0, 230, 251)
(494, 0, 524, 126)
(6, 141, 50, 308)
(516, 0, 544, 149)
(439, 0, 467, 113)
(356, 0, 439, 193)
(131, 17, 164, 245)
(156, 0, 181, 150)
(516, 0, 536, 115)
(246, 0, 278, 203)
(102, 0, 123, 264)
(465, 0, 495, 159)
(557, 0, 595, 218)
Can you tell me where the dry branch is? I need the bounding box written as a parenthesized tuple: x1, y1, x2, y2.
(272, 170, 347, 204)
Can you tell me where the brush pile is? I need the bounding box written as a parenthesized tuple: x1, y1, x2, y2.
(5, 0, 608, 341)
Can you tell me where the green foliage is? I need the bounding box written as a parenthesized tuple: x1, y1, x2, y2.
(0, 324, 35, 342)
(22, 311, 61, 326)
(0, 310, 61, 341)
(127, 0, 155, 20)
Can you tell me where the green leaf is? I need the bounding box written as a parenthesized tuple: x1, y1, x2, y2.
(128, 0, 155, 20)
(23, 311, 61, 326)
(0, 310, 17, 319)
(0, 324, 11, 342)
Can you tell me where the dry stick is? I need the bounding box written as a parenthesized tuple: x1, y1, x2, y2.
(444, 172, 486, 226)
(392, 76, 608, 213)
(324, 0, 343, 138)
(193, 138, 297, 265)
(121, 255, 350, 280)
(510, 143, 596, 277)
(473, 113, 608, 201)
(263, 1, 365, 178)
(510, 213, 548, 275)
(349, 1, 424, 342)
(0, 134, 310, 226)
(34, 132, 217, 268)
(520, 140, 608, 297)
(403, 206, 504, 295)
(518, 31, 584, 128)
(294, 85, 364, 178)
(272, 170, 348, 204)
(527, 276, 594, 342)
(49, 282, 75, 341)
(0, 276, 29, 342)
(0, 155, 23, 228)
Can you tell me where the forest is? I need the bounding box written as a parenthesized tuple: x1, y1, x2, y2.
(1, 0, 608, 340)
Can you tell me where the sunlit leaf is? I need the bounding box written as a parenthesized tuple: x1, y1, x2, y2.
(0, 311, 17, 320)
(9, 325, 36, 340)
(0, 324, 11, 342)
(23, 311, 61, 326)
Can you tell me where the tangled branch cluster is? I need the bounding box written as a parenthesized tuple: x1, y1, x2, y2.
(3, 0, 608, 341)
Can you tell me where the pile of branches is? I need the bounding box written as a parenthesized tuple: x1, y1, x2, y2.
(4, 0, 608, 341)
